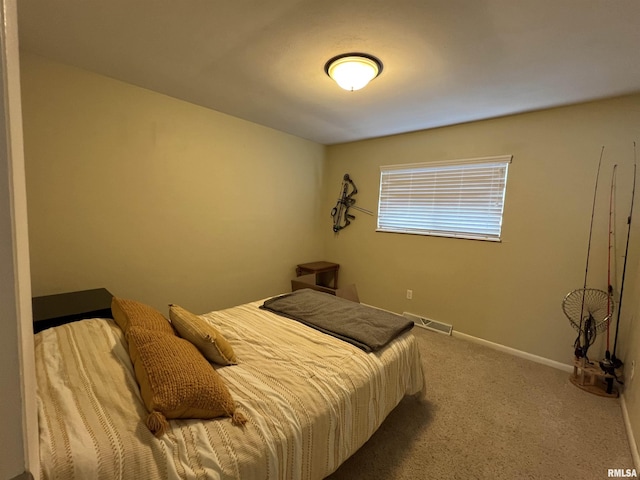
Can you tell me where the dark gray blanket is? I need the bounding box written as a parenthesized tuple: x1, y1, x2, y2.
(261, 289, 414, 352)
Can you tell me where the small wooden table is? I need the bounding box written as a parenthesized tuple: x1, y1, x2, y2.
(296, 261, 340, 289)
(32, 288, 114, 333)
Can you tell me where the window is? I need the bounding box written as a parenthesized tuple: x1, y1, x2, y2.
(377, 155, 511, 241)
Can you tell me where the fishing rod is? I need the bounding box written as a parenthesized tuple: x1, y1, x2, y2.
(575, 146, 605, 358)
(601, 165, 618, 393)
(611, 142, 637, 369)
(605, 164, 617, 362)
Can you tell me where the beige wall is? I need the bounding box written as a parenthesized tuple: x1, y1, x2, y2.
(622, 256, 640, 465)
(326, 95, 640, 459)
(325, 94, 640, 367)
(19, 52, 640, 463)
(20, 53, 326, 314)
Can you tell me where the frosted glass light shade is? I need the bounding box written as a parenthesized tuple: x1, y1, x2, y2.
(325, 54, 382, 91)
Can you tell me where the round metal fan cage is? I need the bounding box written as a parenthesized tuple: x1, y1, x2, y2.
(562, 288, 614, 334)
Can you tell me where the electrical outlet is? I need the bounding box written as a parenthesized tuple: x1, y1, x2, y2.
(406, 289, 413, 300)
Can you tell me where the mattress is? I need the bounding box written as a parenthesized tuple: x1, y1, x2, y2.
(35, 299, 425, 480)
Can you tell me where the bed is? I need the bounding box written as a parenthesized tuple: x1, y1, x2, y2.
(35, 291, 425, 480)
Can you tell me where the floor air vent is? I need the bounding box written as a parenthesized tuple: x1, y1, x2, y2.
(403, 312, 452, 336)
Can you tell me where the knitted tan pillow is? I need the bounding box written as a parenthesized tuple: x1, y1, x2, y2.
(111, 297, 174, 335)
(169, 304, 237, 366)
(126, 326, 246, 437)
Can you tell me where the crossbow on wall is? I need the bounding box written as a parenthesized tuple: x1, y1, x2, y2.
(331, 174, 373, 233)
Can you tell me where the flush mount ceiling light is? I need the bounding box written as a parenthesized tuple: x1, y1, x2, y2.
(324, 53, 383, 91)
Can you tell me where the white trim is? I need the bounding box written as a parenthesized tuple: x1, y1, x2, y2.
(621, 394, 640, 470)
(363, 303, 574, 372)
(380, 154, 513, 171)
(440, 327, 640, 469)
(377, 156, 510, 241)
(374, 228, 502, 242)
(361, 302, 397, 314)
(0, 0, 38, 477)
(404, 317, 639, 466)
(451, 330, 574, 373)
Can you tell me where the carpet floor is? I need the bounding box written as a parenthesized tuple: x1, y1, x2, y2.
(326, 327, 635, 479)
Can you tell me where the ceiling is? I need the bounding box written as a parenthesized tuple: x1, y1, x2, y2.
(16, 0, 640, 145)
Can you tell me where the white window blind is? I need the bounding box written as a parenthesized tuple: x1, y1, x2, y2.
(377, 155, 511, 241)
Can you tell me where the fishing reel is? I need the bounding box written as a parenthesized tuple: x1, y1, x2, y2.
(599, 358, 616, 375)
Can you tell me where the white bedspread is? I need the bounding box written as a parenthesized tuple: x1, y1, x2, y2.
(36, 299, 425, 480)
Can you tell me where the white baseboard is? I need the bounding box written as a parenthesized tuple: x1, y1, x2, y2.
(621, 394, 640, 470)
(451, 330, 574, 373)
(364, 302, 575, 373)
(441, 329, 638, 468)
